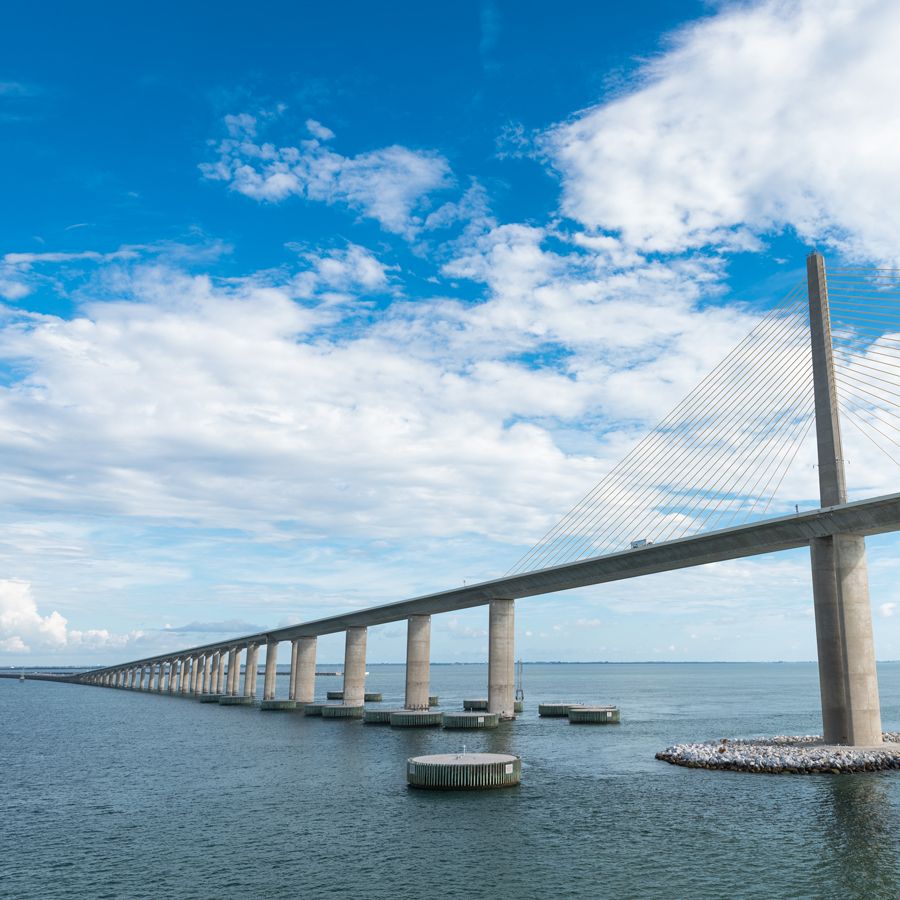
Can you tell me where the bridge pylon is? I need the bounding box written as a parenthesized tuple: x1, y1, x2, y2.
(807, 252, 882, 746)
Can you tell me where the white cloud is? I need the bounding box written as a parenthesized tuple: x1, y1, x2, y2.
(289, 242, 391, 298)
(4, 248, 143, 267)
(546, 0, 900, 262)
(0, 579, 142, 653)
(201, 116, 452, 237)
(879, 602, 896, 618)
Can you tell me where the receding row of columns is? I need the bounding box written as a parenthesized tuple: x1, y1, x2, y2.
(76, 599, 518, 718)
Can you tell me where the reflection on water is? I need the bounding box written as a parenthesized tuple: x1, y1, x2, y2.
(819, 775, 900, 899)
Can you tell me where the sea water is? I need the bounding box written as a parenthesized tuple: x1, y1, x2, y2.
(3, 662, 899, 899)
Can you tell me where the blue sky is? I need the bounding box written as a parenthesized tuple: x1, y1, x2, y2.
(2, 0, 899, 665)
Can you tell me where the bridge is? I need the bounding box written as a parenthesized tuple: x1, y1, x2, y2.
(67, 253, 900, 746)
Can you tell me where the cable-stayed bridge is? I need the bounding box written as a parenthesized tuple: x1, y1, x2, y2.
(63, 253, 900, 746)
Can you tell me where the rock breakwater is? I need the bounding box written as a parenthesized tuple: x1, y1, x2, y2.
(656, 733, 900, 774)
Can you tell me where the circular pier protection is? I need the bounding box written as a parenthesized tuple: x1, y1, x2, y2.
(442, 711, 499, 729)
(321, 704, 364, 719)
(463, 698, 488, 710)
(538, 703, 572, 717)
(568, 706, 620, 724)
(406, 753, 521, 790)
(390, 710, 443, 727)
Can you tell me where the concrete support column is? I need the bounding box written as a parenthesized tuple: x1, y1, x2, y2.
(244, 644, 260, 698)
(145, 665, 153, 690)
(215, 652, 225, 695)
(226, 647, 239, 696)
(404, 615, 431, 710)
(169, 659, 180, 693)
(180, 658, 191, 694)
(138, 667, 146, 690)
(812, 534, 883, 745)
(288, 639, 299, 700)
(210, 652, 220, 694)
(807, 252, 882, 746)
(342, 627, 367, 706)
(202, 654, 213, 694)
(188, 656, 199, 694)
(130, 668, 137, 689)
(263, 641, 278, 700)
(488, 598, 516, 719)
(156, 663, 164, 692)
(294, 636, 317, 704)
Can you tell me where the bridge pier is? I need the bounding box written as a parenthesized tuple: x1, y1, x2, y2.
(168, 659, 179, 693)
(807, 252, 883, 746)
(208, 653, 217, 694)
(263, 641, 278, 700)
(294, 636, 317, 703)
(244, 644, 259, 698)
(488, 599, 516, 719)
(226, 647, 238, 696)
(155, 663, 164, 692)
(288, 640, 299, 700)
(214, 651, 225, 695)
(405, 615, 431, 710)
(191, 653, 203, 697)
(343, 627, 367, 706)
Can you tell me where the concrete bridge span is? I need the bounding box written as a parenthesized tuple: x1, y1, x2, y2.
(68, 254, 900, 743)
(72, 489, 900, 723)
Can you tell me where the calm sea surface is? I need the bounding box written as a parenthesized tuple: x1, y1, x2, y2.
(3, 662, 900, 899)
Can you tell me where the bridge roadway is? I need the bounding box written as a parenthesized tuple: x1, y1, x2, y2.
(91, 491, 900, 672)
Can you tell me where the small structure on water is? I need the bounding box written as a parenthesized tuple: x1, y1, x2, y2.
(406, 753, 521, 790)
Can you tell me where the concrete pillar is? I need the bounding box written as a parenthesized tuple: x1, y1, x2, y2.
(295, 636, 317, 704)
(244, 644, 260, 698)
(807, 252, 882, 746)
(288, 639, 299, 700)
(169, 659, 180, 693)
(210, 652, 220, 694)
(227, 647, 239, 696)
(342, 627, 367, 706)
(202, 654, 213, 694)
(138, 667, 146, 690)
(156, 663, 164, 692)
(180, 658, 191, 694)
(216, 652, 226, 695)
(404, 615, 431, 710)
(488, 599, 516, 719)
(188, 656, 199, 694)
(263, 640, 278, 700)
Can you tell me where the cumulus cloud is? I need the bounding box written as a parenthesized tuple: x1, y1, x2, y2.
(0, 579, 141, 653)
(288, 242, 392, 298)
(879, 602, 896, 618)
(201, 116, 452, 237)
(546, 0, 900, 262)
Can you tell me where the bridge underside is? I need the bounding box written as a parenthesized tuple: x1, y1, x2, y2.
(108, 491, 900, 663)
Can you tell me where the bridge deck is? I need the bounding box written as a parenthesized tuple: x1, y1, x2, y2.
(90, 491, 900, 671)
